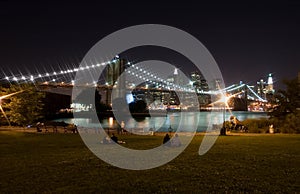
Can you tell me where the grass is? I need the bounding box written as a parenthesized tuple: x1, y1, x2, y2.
(0, 129, 299, 193)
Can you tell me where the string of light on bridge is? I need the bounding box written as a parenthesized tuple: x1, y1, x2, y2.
(0, 57, 267, 102)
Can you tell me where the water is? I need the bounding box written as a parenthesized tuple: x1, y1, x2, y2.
(55, 111, 268, 132)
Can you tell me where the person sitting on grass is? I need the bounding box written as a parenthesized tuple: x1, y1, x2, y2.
(171, 134, 181, 147)
(102, 136, 112, 144)
(163, 133, 171, 147)
(111, 133, 118, 143)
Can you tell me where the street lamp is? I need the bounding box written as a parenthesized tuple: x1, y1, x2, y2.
(220, 94, 230, 136)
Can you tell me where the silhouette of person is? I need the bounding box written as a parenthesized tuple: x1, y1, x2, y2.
(163, 133, 171, 146)
(111, 133, 118, 143)
(171, 134, 181, 147)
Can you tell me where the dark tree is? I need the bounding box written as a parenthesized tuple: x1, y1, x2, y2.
(269, 78, 300, 118)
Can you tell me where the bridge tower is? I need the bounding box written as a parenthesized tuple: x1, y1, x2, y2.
(104, 57, 127, 106)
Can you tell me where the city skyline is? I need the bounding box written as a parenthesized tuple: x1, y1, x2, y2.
(0, 2, 299, 89)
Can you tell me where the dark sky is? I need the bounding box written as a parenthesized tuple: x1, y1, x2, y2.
(0, 1, 299, 89)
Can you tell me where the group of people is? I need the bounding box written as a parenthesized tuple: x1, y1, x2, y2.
(101, 133, 125, 144)
(163, 133, 181, 147)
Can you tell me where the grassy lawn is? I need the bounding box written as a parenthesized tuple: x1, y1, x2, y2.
(0, 130, 299, 193)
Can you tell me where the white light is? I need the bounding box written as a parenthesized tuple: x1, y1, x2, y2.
(86, 66, 90, 69)
(46, 73, 49, 76)
(30, 76, 34, 81)
(74, 68, 78, 71)
(93, 81, 96, 84)
(53, 72, 57, 75)
(80, 67, 84, 70)
(5, 77, 9, 80)
(92, 65, 95, 68)
(105, 82, 109, 85)
(96, 63, 100, 67)
(61, 71, 64, 74)
(38, 74, 42, 77)
(143, 70, 146, 73)
(115, 55, 120, 59)
(128, 70, 131, 73)
(101, 63, 106, 66)
(52, 79, 55, 82)
(22, 76, 26, 80)
(13, 77, 18, 81)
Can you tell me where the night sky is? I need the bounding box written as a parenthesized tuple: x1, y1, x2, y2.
(0, 1, 299, 89)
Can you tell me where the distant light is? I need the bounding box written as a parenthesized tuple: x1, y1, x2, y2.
(174, 68, 178, 75)
(96, 63, 100, 67)
(13, 77, 18, 81)
(93, 81, 96, 84)
(105, 82, 109, 85)
(53, 72, 57, 75)
(115, 55, 120, 59)
(61, 71, 64, 74)
(38, 74, 42, 77)
(46, 73, 49, 76)
(22, 76, 26, 80)
(30, 76, 34, 81)
(5, 77, 9, 80)
(91, 65, 95, 68)
(52, 79, 55, 82)
(101, 63, 106, 66)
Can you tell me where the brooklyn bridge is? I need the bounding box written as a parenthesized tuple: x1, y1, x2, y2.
(1, 56, 274, 114)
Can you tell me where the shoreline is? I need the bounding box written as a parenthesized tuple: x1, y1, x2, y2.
(0, 126, 298, 136)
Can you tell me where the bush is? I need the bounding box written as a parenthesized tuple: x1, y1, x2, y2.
(281, 112, 300, 133)
(241, 118, 270, 133)
(239, 112, 300, 134)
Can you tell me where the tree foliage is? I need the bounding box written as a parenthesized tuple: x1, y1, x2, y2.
(269, 78, 300, 118)
(1, 84, 45, 126)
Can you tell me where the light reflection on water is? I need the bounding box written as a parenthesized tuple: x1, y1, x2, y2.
(55, 111, 268, 132)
